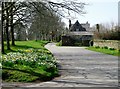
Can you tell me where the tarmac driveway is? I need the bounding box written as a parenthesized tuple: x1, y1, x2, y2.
(25, 43, 118, 87)
(2, 43, 118, 88)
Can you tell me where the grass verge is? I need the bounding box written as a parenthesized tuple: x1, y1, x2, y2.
(2, 40, 59, 82)
(86, 46, 120, 56)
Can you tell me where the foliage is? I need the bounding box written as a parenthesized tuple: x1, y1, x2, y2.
(93, 23, 119, 40)
(94, 46, 100, 48)
(102, 46, 108, 49)
(3, 50, 56, 68)
(1, 1, 86, 53)
(2, 41, 59, 82)
(86, 46, 120, 56)
(56, 40, 62, 46)
(28, 9, 65, 41)
(109, 48, 115, 50)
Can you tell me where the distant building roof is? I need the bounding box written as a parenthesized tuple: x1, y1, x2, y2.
(68, 32, 94, 35)
(70, 20, 86, 31)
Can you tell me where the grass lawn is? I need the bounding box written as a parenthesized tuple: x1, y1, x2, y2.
(2, 40, 59, 82)
(86, 46, 120, 56)
(4, 40, 48, 53)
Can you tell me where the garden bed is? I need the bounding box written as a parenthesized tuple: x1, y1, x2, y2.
(2, 41, 59, 82)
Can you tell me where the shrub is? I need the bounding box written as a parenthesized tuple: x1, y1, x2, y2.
(56, 40, 62, 46)
(95, 46, 100, 48)
(94, 25, 120, 40)
(103, 46, 108, 49)
(109, 48, 115, 50)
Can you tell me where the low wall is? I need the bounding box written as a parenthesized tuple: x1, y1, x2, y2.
(94, 40, 119, 49)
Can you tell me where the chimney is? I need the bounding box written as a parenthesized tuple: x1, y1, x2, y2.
(69, 19, 71, 29)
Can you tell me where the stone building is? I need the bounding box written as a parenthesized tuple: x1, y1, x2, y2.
(62, 20, 94, 46)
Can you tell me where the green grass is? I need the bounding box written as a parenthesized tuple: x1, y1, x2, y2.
(4, 40, 48, 53)
(2, 40, 59, 82)
(2, 65, 57, 82)
(86, 46, 120, 56)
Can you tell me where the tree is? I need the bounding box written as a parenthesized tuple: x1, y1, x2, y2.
(5, 2, 11, 50)
(29, 10, 65, 41)
(1, 2, 15, 51)
(10, 2, 15, 45)
(94, 22, 119, 40)
(1, 2, 5, 54)
(96, 24, 99, 32)
(1, 0, 86, 53)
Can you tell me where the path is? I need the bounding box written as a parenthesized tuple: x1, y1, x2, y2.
(2, 43, 118, 87)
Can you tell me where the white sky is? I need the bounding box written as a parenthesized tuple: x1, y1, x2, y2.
(58, 0, 119, 27)
(0, 0, 119, 27)
(118, 1, 120, 26)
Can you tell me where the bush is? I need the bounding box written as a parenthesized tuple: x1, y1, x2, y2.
(109, 48, 115, 50)
(94, 27, 120, 40)
(102, 46, 108, 49)
(56, 40, 62, 46)
(95, 46, 100, 48)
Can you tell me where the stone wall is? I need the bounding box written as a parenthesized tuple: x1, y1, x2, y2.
(94, 40, 119, 49)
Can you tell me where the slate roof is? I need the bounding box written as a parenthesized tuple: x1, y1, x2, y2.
(70, 20, 86, 31)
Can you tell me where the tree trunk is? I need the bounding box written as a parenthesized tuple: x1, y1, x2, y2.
(10, 3, 15, 46)
(1, 2, 5, 54)
(5, 2, 10, 50)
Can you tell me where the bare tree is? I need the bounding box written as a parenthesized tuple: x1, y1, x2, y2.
(1, 0, 86, 53)
(93, 22, 119, 40)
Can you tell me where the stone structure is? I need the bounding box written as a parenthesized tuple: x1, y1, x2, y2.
(94, 40, 119, 50)
(62, 20, 94, 46)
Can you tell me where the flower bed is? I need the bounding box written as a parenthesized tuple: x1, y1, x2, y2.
(2, 48, 59, 82)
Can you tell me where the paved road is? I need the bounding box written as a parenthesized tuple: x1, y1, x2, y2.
(2, 43, 118, 87)
(25, 43, 118, 87)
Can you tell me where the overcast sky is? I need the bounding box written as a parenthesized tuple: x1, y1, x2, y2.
(59, 0, 119, 27)
(118, 1, 120, 26)
(0, 0, 119, 27)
